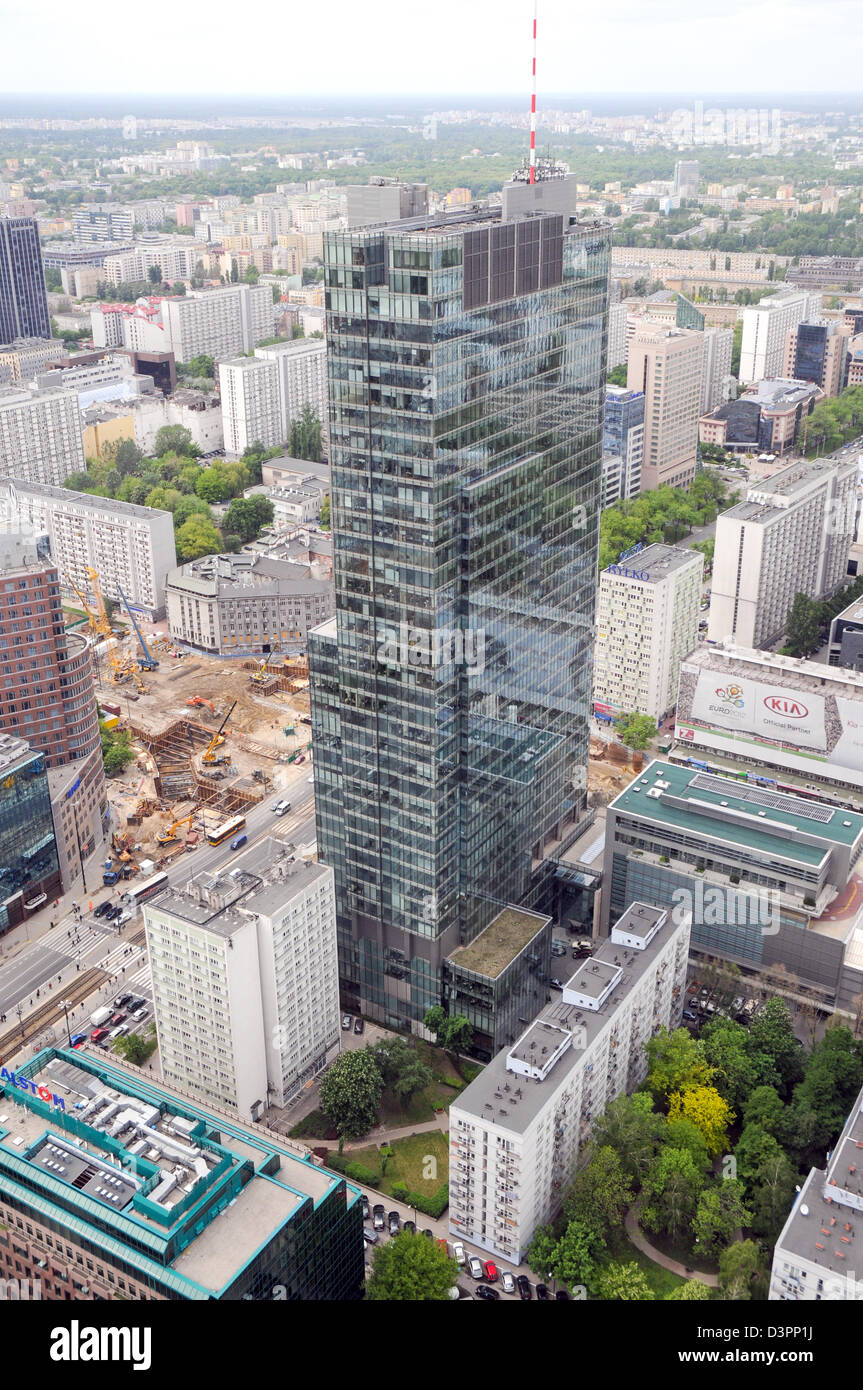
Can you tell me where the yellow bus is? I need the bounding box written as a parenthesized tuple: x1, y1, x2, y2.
(206, 814, 247, 847)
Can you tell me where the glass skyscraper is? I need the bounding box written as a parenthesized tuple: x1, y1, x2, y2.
(0, 217, 50, 343)
(310, 205, 610, 1031)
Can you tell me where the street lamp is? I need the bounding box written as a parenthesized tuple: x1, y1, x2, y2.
(60, 998, 73, 1048)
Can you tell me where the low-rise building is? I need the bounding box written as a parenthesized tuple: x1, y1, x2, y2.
(442, 905, 553, 1063)
(829, 591, 863, 671)
(699, 378, 823, 455)
(448, 902, 690, 1263)
(166, 552, 334, 655)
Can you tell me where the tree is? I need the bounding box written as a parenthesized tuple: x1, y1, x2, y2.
(243, 264, 260, 284)
(784, 591, 822, 658)
(691, 1180, 752, 1259)
(527, 1224, 558, 1280)
(668, 1086, 734, 1155)
(112, 1030, 156, 1065)
(423, 1006, 473, 1058)
(319, 496, 330, 529)
(784, 1025, 863, 1161)
(319, 1048, 383, 1140)
(613, 712, 658, 750)
(221, 498, 258, 544)
(551, 1217, 605, 1292)
(154, 424, 197, 458)
(701, 1017, 758, 1111)
(100, 721, 135, 776)
(595, 1261, 653, 1300)
(565, 1145, 633, 1237)
(747, 998, 804, 1094)
(365, 1230, 458, 1301)
(641, 1147, 705, 1243)
(178, 354, 215, 380)
(175, 515, 223, 562)
(368, 1037, 432, 1106)
(718, 1240, 763, 1300)
(607, 364, 628, 387)
(741, 1084, 784, 1136)
(288, 404, 323, 462)
(172, 281, 186, 296)
(646, 1027, 715, 1105)
(147, 264, 162, 286)
(172, 496, 213, 528)
(665, 1279, 711, 1300)
(591, 1091, 664, 1186)
(115, 439, 144, 475)
(195, 466, 230, 503)
(663, 1116, 711, 1176)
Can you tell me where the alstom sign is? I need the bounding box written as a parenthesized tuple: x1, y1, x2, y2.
(0, 1067, 66, 1110)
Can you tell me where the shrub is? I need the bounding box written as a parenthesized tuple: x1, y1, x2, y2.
(391, 1180, 409, 1201)
(404, 1184, 449, 1219)
(325, 1154, 382, 1187)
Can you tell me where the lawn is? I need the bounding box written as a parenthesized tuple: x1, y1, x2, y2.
(603, 1232, 687, 1299)
(341, 1132, 450, 1199)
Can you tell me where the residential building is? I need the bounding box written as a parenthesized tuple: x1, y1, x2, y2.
(100, 243, 203, 286)
(673, 640, 863, 814)
(602, 386, 644, 505)
(166, 552, 334, 655)
(627, 325, 703, 490)
(709, 456, 857, 647)
(80, 389, 224, 458)
(309, 205, 610, 1032)
(0, 337, 61, 385)
(448, 901, 690, 1263)
(607, 300, 628, 369)
(73, 205, 134, 243)
(346, 178, 429, 227)
(739, 289, 822, 384)
(220, 338, 328, 457)
(267, 485, 325, 525)
(0, 386, 86, 486)
(0, 479, 177, 621)
(770, 1081, 863, 1301)
(699, 378, 822, 455)
(601, 759, 863, 1012)
(594, 544, 703, 721)
(145, 838, 340, 1116)
(782, 320, 848, 396)
(700, 325, 735, 413)
(0, 732, 61, 934)
(0, 216, 50, 343)
(673, 160, 700, 198)
(92, 285, 274, 364)
(846, 332, 863, 387)
(0, 1045, 363, 1300)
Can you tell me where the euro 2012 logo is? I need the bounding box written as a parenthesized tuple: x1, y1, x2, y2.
(715, 684, 744, 708)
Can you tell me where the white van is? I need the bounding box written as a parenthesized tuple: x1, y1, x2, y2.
(273, 799, 292, 816)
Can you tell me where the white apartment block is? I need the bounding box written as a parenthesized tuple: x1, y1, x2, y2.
(101, 243, 203, 285)
(627, 325, 704, 490)
(700, 326, 735, 413)
(709, 456, 858, 649)
(594, 543, 704, 720)
(160, 285, 273, 363)
(220, 338, 328, 457)
(144, 839, 341, 1121)
(449, 902, 691, 1264)
(612, 246, 792, 278)
(0, 478, 177, 620)
(0, 386, 86, 486)
(607, 301, 628, 369)
(739, 290, 823, 384)
(770, 1081, 863, 1301)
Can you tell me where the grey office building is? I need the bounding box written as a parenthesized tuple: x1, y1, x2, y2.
(0, 218, 50, 344)
(309, 204, 611, 1032)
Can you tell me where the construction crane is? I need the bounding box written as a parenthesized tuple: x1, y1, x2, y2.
(156, 813, 196, 846)
(250, 659, 270, 685)
(64, 573, 112, 644)
(116, 585, 159, 671)
(201, 700, 236, 765)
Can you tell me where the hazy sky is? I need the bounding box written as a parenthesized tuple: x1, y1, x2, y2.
(0, 0, 861, 100)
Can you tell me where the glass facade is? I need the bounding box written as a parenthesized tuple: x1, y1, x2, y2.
(310, 208, 610, 1030)
(794, 323, 828, 387)
(0, 745, 60, 933)
(0, 217, 50, 342)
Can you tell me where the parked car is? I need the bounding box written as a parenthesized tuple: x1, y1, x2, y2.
(536, 1283, 551, 1300)
(682, 1009, 698, 1022)
(501, 1271, 516, 1295)
(403, 1220, 416, 1236)
(555, 1289, 570, 1300)
(362, 1227, 378, 1245)
(468, 1256, 484, 1280)
(483, 1260, 498, 1282)
(114, 993, 133, 1008)
(94, 901, 113, 918)
(388, 1211, 400, 1236)
(549, 978, 564, 991)
(516, 1274, 533, 1300)
(361, 1195, 370, 1221)
(127, 998, 146, 1012)
(372, 1205, 385, 1231)
(475, 1285, 500, 1300)
(132, 1008, 148, 1022)
(70, 1033, 87, 1049)
(90, 1028, 109, 1043)
(453, 1242, 466, 1266)
(354, 1016, 364, 1034)
(551, 941, 567, 957)
(341, 1014, 352, 1030)
(109, 1012, 127, 1026)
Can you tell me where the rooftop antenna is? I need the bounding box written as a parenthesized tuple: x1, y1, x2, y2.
(529, 0, 538, 184)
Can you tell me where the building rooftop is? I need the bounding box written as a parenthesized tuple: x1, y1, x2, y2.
(0, 476, 173, 523)
(447, 905, 550, 980)
(0, 731, 35, 772)
(680, 640, 863, 702)
(775, 1085, 863, 1282)
(167, 551, 328, 598)
(611, 759, 863, 859)
(604, 542, 702, 583)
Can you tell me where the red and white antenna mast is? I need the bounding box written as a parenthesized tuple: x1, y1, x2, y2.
(529, 0, 538, 183)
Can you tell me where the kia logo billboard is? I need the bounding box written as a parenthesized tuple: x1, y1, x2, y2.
(763, 695, 809, 719)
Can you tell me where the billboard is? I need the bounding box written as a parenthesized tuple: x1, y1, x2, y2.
(675, 662, 863, 782)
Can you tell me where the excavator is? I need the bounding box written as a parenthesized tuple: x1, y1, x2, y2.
(201, 701, 237, 766)
(156, 813, 196, 847)
(187, 696, 216, 713)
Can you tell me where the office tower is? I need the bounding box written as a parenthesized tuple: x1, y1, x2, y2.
(449, 902, 690, 1263)
(700, 325, 734, 412)
(673, 160, 700, 199)
(770, 1081, 863, 1301)
(0, 732, 61, 933)
(0, 1045, 364, 1301)
(309, 205, 610, 1032)
(0, 387, 86, 485)
(627, 325, 703, 490)
(709, 456, 857, 647)
(782, 320, 848, 396)
(500, 160, 579, 222)
(602, 385, 644, 504)
(219, 338, 328, 457)
(144, 839, 340, 1117)
(0, 217, 50, 343)
(602, 759, 863, 1010)
(739, 289, 822, 383)
(346, 178, 429, 228)
(594, 543, 703, 720)
(0, 479, 177, 621)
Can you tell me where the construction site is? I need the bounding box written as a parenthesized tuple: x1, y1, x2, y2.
(70, 568, 315, 878)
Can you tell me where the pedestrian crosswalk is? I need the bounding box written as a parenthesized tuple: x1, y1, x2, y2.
(126, 963, 151, 991)
(95, 941, 146, 976)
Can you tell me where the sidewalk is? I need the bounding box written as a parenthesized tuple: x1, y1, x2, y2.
(344, 1112, 449, 1150)
(0, 820, 117, 967)
(624, 1203, 719, 1287)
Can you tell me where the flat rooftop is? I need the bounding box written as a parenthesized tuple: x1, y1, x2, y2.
(681, 641, 863, 701)
(147, 837, 327, 935)
(447, 905, 549, 980)
(611, 759, 863, 860)
(775, 1086, 863, 1281)
(605, 542, 701, 582)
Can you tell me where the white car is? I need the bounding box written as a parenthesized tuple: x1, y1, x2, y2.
(468, 1256, 484, 1280)
(453, 1242, 466, 1266)
(501, 1271, 516, 1295)
(307, 775, 314, 784)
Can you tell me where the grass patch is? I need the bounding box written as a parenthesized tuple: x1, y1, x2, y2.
(342, 1133, 450, 1200)
(604, 1231, 687, 1299)
(639, 1227, 719, 1276)
(289, 1108, 337, 1141)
